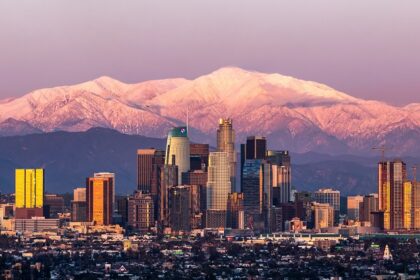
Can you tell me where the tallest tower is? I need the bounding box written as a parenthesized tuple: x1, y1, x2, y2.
(217, 118, 237, 192)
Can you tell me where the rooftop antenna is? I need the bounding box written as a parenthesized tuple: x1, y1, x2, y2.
(186, 106, 189, 135)
(413, 164, 417, 183)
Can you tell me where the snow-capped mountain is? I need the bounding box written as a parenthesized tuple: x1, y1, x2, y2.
(0, 67, 418, 155)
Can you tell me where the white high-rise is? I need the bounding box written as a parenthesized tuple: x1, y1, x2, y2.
(207, 152, 231, 210)
(206, 152, 231, 228)
(165, 127, 190, 185)
(217, 118, 237, 192)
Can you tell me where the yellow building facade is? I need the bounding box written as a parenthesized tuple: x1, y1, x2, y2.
(15, 169, 44, 208)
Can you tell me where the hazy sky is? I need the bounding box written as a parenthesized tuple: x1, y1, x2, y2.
(0, 1, 419, 105)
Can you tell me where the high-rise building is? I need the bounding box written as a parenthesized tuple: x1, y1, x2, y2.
(137, 149, 165, 193)
(15, 169, 44, 219)
(359, 194, 379, 225)
(165, 126, 190, 185)
(71, 188, 87, 222)
(44, 194, 64, 218)
(116, 195, 129, 226)
(313, 188, 340, 225)
(312, 202, 334, 230)
(86, 175, 114, 225)
(158, 165, 178, 226)
(242, 159, 272, 231)
(377, 160, 407, 230)
(240, 136, 267, 191)
(403, 181, 412, 230)
(168, 185, 191, 232)
(217, 118, 237, 192)
(190, 144, 209, 171)
(73, 187, 86, 202)
(412, 181, 420, 229)
(206, 152, 231, 228)
(127, 191, 154, 231)
(94, 172, 116, 212)
(268, 150, 292, 205)
(226, 192, 244, 229)
(182, 171, 207, 228)
(347, 195, 364, 221)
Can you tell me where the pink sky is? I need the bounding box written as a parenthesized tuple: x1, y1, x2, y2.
(0, 0, 419, 105)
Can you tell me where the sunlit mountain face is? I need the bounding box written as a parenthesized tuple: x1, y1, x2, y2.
(0, 67, 419, 156)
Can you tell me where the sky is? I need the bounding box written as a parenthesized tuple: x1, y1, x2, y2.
(0, 0, 419, 105)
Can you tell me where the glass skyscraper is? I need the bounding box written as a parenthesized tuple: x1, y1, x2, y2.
(206, 152, 231, 228)
(165, 126, 190, 185)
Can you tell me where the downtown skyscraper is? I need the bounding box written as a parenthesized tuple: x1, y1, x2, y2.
(206, 152, 231, 228)
(217, 118, 237, 192)
(378, 160, 407, 230)
(165, 126, 190, 185)
(86, 175, 114, 225)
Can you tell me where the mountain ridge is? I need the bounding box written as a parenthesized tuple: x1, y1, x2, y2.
(0, 67, 418, 156)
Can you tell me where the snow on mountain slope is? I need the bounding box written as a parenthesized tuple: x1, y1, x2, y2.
(0, 67, 418, 155)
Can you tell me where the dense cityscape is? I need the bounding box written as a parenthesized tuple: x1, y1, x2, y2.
(0, 118, 419, 279)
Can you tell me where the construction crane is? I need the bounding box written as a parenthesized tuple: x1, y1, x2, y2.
(372, 145, 392, 162)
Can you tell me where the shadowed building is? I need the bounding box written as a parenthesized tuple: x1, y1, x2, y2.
(71, 188, 87, 222)
(190, 143, 209, 171)
(168, 186, 191, 232)
(137, 149, 165, 193)
(128, 191, 154, 231)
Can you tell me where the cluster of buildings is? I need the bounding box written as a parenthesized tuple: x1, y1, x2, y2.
(0, 119, 419, 238)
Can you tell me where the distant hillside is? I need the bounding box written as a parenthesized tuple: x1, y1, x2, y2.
(0, 128, 165, 194)
(0, 128, 417, 195)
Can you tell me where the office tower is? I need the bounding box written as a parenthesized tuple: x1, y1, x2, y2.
(217, 118, 237, 192)
(127, 191, 154, 231)
(116, 195, 129, 225)
(242, 159, 272, 231)
(240, 136, 267, 191)
(168, 186, 191, 232)
(158, 165, 178, 226)
(182, 170, 207, 228)
(244, 136, 267, 160)
(413, 182, 420, 229)
(94, 172, 116, 213)
(73, 187, 86, 202)
(71, 188, 87, 222)
(137, 149, 165, 193)
(403, 181, 412, 229)
(359, 194, 379, 225)
(268, 150, 292, 205)
(294, 191, 313, 225)
(165, 126, 190, 185)
(206, 152, 231, 228)
(347, 195, 364, 221)
(44, 194, 64, 218)
(312, 202, 334, 230)
(226, 192, 244, 229)
(86, 175, 114, 225)
(377, 160, 407, 230)
(190, 143, 209, 171)
(189, 184, 205, 229)
(15, 169, 44, 219)
(313, 188, 340, 225)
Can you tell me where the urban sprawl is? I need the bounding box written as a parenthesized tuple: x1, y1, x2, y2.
(0, 119, 419, 279)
